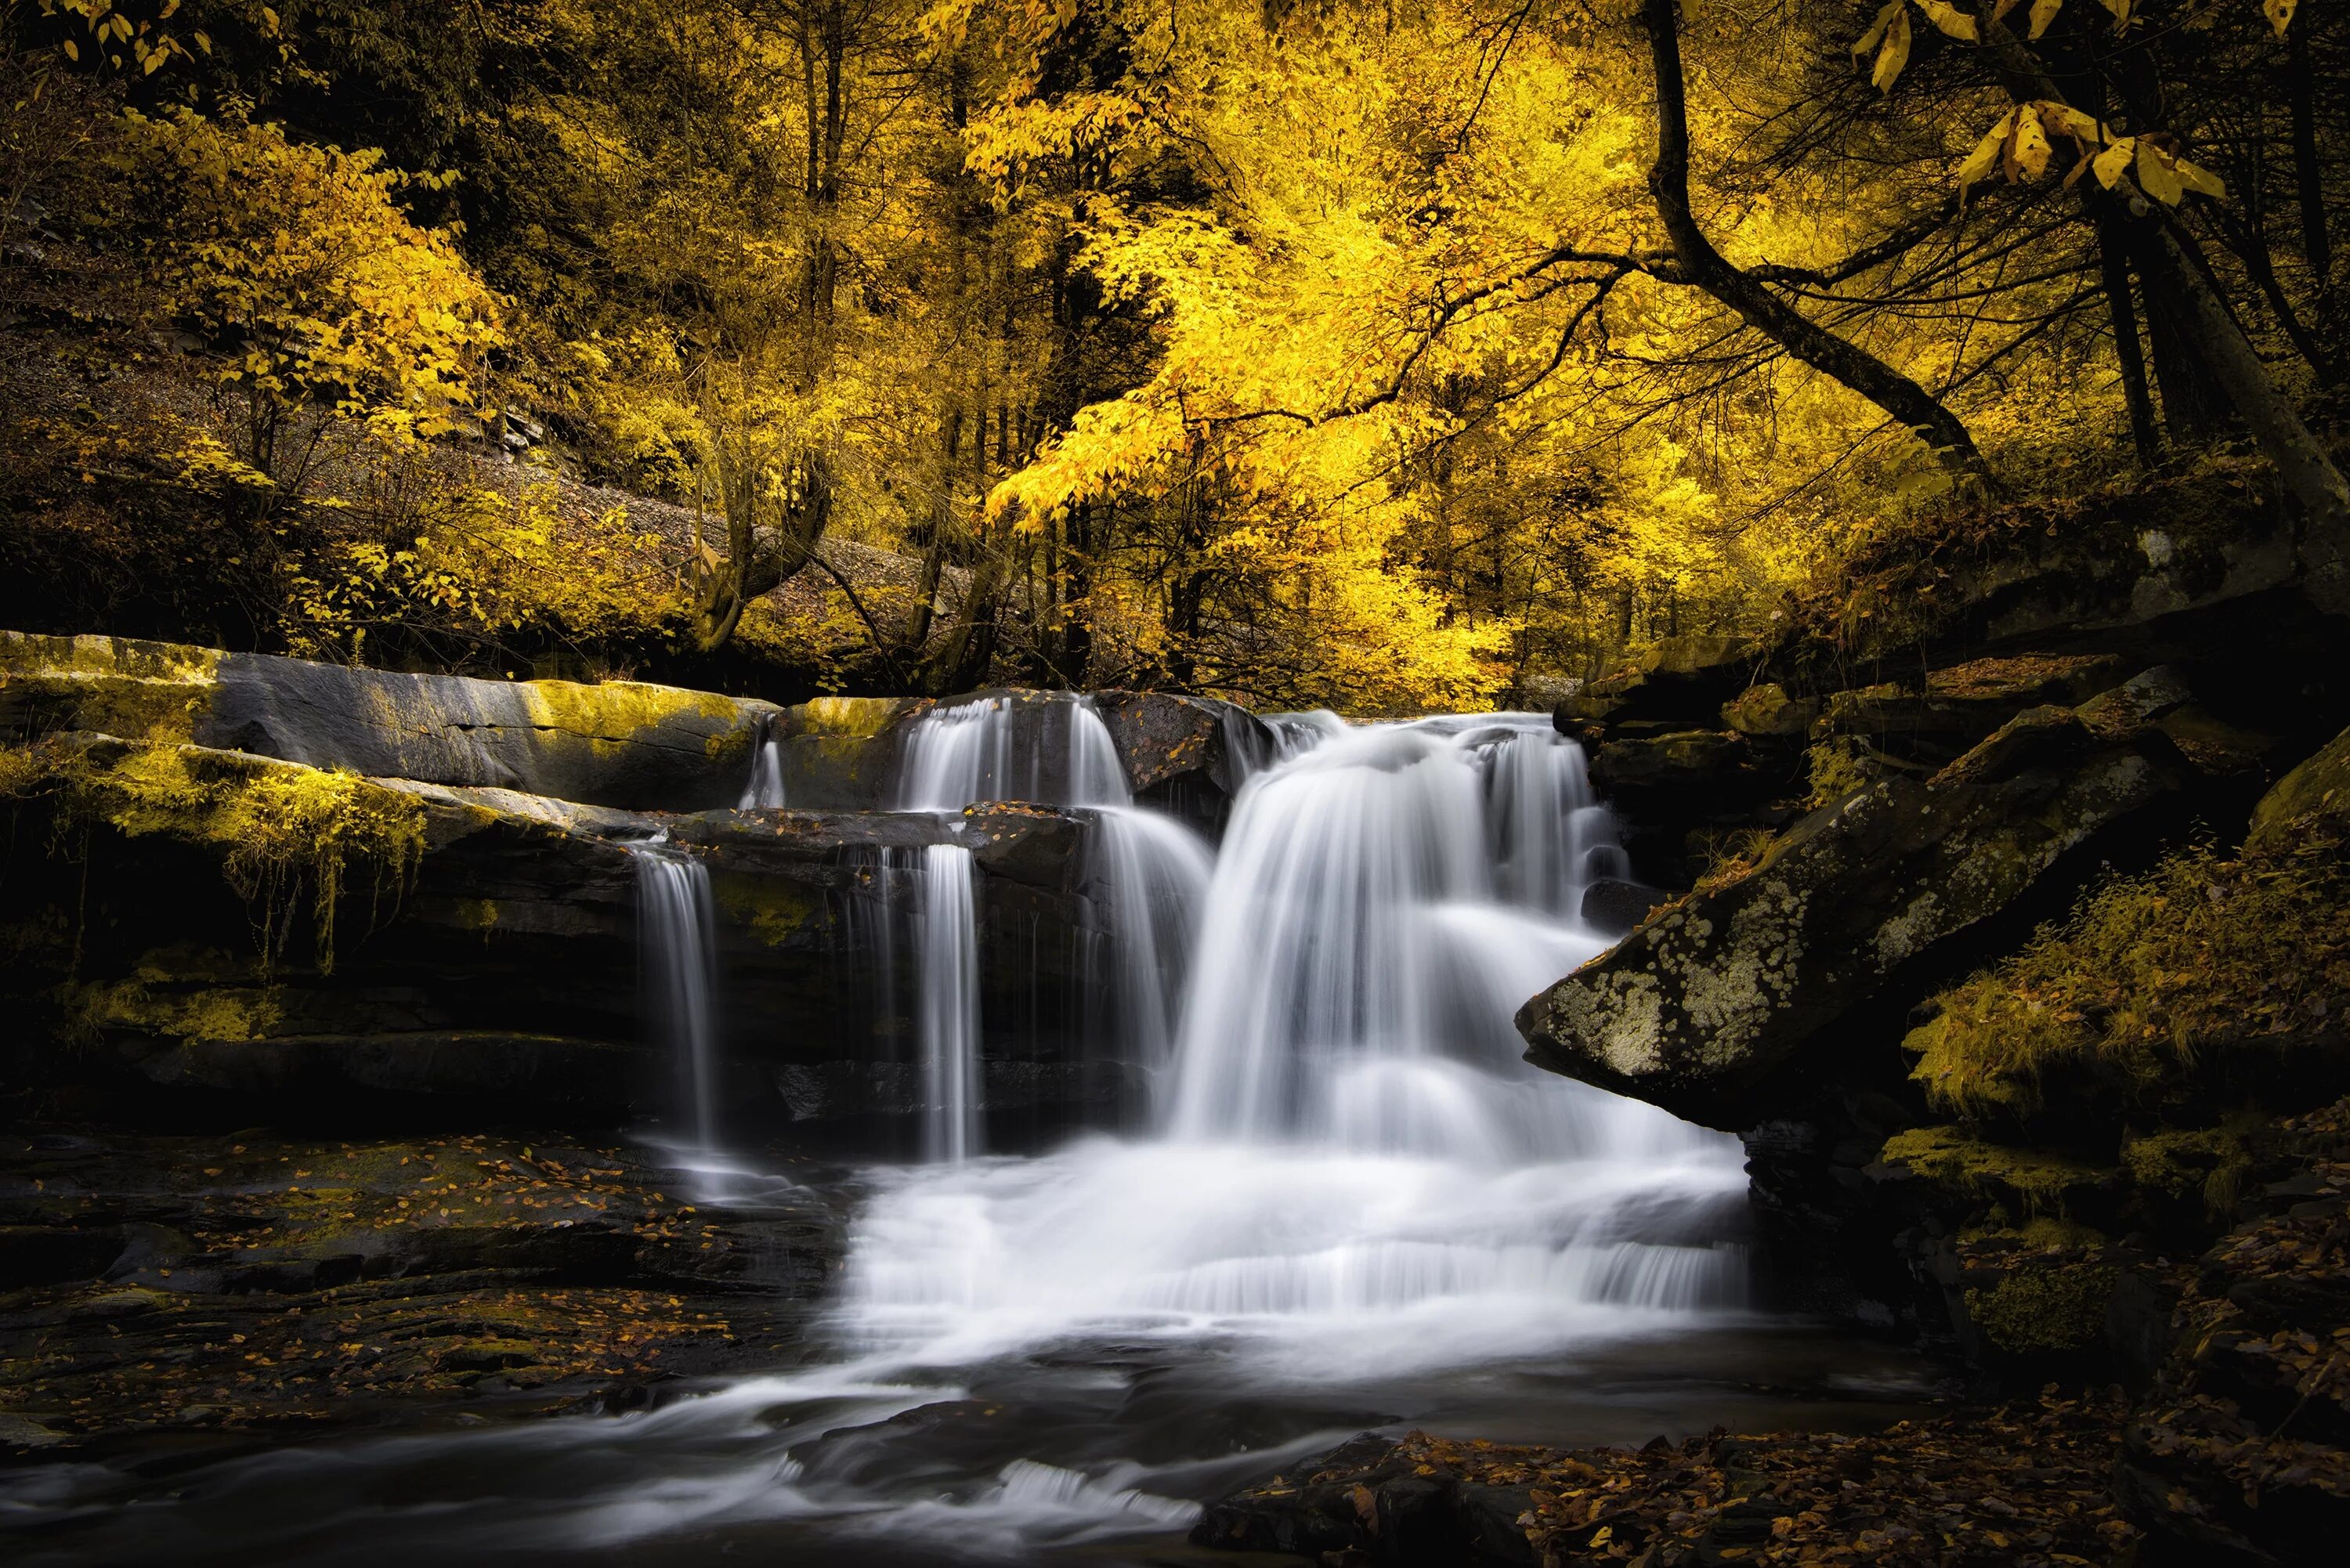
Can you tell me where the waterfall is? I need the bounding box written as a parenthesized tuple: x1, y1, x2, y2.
(895, 692, 1128, 811)
(1480, 726, 1631, 915)
(630, 841, 722, 1151)
(916, 843, 981, 1163)
(739, 714, 786, 809)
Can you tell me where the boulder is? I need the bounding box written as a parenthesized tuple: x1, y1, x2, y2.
(1719, 682, 1819, 739)
(1560, 634, 1759, 729)
(1810, 654, 2126, 764)
(2247, 722, 2350, 848)
(1, 630, 780, 811)
(1517, 680, 2202, 1129)
(1589, 729, 1748, 796)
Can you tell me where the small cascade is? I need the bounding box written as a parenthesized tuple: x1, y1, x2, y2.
(1085, 809, 1214, 1068)
(1480, 726, 1632, 915)
(896, 692, 1128, 811)
(1222, 706, 1345, 782)
(629, 841, 722, 1151)
(739, 713, 786, 809)
(916, 843, 982, 1163)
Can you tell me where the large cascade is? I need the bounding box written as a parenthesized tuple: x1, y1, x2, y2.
(5, 700, 1783, 1568)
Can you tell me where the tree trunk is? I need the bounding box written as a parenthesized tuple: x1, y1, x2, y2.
(2097, 215, 2161, 466)
(1976, 13, 2350, 612)
(1637, 0, 1993, 486)
(2289, 27, 2332, 286)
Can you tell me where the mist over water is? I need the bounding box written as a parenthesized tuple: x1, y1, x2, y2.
(0, 699, 1929, 1568)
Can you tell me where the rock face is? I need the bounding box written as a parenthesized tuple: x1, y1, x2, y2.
(1518, 678, 2204, 1129)
(1, 630, 782, 811)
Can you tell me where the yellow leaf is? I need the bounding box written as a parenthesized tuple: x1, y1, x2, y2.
(1873, 6, 1913, 92)
(2092, 136, 2136, 188)
(1958, 110, 2016, 196)
(1916, 0, 1979, 40)
(62, 38, 78, 60)
(2097, 0, 2132, 27)
(2028, 0, 2064, 37)
(1853, 0, 1904, 56)
(2137, 141, 2183, 204)
(2010, 105, 2052, 180)
(2265, 0, 2296, 36)
(2036, 101, 2106, 144)
(2174, 154, 2226, 200)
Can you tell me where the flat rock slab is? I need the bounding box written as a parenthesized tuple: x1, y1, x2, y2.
(2, 630, 780, 811)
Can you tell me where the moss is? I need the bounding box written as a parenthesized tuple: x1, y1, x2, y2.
(519, 679, 748, 761)
(795, 695, 908, 739)
(1907, 822, 2350, 1118)
(70, 975, 281, 1043)
(1967, 1261, 2120, 1354)
(711, 873, 819, 948)
(1804, 735, 1886, 810)
(1879, 1125, 2109, 1215)
(2120, 1118, 2260, 1213)
(449, 898, 502, 934)
(2247, 724, 2350, 849)
(39, 740, 427, 972)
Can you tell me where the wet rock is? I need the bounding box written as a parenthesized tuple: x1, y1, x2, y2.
(1, 630, 781, 811)
(1581, 876, 1669, 934)
(1518, 684, 2200, 1129)
(1590, 729, 1749, 797)
(1191, 1433, 1538, 1566)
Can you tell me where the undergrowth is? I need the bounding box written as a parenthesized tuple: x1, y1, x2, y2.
(1905, 818, 2350, 1120)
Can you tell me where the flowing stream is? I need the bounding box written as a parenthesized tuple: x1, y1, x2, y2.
(1, 699, 1932, 1568)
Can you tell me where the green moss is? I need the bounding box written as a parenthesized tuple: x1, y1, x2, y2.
(1907, 824, 2350, 1118)
(1879, 1125, 2108, 1215)
(1966, 1261, 2120, 1354)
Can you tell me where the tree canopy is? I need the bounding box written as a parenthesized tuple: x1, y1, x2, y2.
(3, 0, 2343, 709)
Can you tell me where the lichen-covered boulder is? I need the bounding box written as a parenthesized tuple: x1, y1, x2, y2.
(1, 630, 781, 811)
(1517, 683, 2199, 1128)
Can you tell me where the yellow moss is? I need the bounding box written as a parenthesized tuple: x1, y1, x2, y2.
(712, 873, 819, 948)
(796, 696, 908, 739)
(70, 977, 281, 1042)
(520, 679, 747, 761)
(1907, 826, 2350, 1118)
(54, 742, 426, 972)
(1804, 735, 1884, 810)
(2120, 1118, 2260, 1214)
(450, 898, 502, 933)
(1879, 1125, 2108, 1215)
(1966, 1261, 2120, 1354)
(1958, 1216, 2106, 1250)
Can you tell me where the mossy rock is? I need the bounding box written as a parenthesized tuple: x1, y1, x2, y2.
(3, 630, 780, 811)
(1877, 1125, 2113, 1217)
(1966, 1259, 2121, 1354)
(2247, 723, 2350, 849)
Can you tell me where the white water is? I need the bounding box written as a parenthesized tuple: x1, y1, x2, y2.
(0, 703, 1791, 1568)
(629, 840, 722, 1152)
(739, 714, 786, 810)
(917, 843, 982, 1164)
(845, 711, 1743, 1393)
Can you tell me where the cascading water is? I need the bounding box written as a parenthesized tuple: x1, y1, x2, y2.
(917, 843, 982, 1163)
(628, 840, 722, 1153)
(739, 713, 786, 810)
(4, 705, 1931, 1568)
